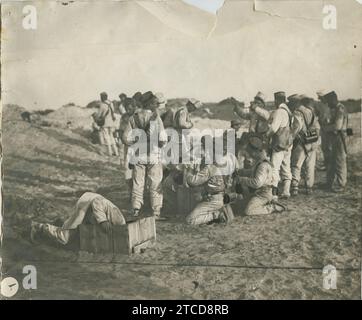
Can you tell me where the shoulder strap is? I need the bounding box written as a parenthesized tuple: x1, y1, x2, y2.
(279, 106, 292, 128)
(296, 108, 312, 130)
(104, 101, 115, 121)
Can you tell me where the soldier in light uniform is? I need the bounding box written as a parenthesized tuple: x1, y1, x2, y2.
(184, 134, 236, 226)
(94, 92, 119, 157)
(252, 91, 293, 199)
(119, 98, 137, 200)
(122, 92, 167, 219)
(30, 192, 126, 245)
(236, 136, 286, 215)
(290, 95, 320, 196)
(233, 92, 269, 136)
(321, 91, 348, 192)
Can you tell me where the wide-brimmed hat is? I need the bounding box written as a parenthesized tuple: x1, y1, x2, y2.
(188, 98, 203, 109)
(246, 135, 264, 152)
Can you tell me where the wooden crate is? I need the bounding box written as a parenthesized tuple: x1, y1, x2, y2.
(176, 185, 198, 216)
(79, 216, 156, 255)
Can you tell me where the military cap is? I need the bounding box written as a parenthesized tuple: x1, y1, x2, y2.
(287, 94, 301, 102)
(246, 135, 264, 152)
(141, 91, 155, 105)
(316, 90, 328, 98)
(322, 91, 337, 101)
(133, 91, 143, 101)
(274, 91, 286, 100)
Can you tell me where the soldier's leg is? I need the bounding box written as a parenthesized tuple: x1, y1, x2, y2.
(270, 150, 284, 194)
(245, 194, 272, 215)
(291, 144, 306, 195)
(334, 135, 347, 190)
(132, 164, 146, 213)
(147, 163, 163, 216)
(326, 135, 337, 188)
(279, 147, 293, 198)
(186, 195, 224, 225)
(31, 222, 71, 245)
(304, 149, 317, 190)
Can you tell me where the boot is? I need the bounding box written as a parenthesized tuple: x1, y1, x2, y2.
(153, 211, 167, 221)
(272, 186, 279, 201)
(290, 180, 299, 196)
(272, 201, 287, 213)
(279, 180, 291, 199)
(305, 187, 313, 195)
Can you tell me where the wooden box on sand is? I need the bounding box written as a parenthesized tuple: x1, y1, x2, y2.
(79, 216, 156, 255)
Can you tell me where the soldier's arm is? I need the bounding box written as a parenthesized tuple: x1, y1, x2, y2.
(185, 166, 211, 187)
(253, 106, 270, 121)
(238, 162, 269, 189)
(121, 119, 135, 146)
(234, 107, 252, 120)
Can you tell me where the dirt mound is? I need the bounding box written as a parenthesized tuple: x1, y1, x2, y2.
(2, 104, 27, 122)
(43, 105, 98, 130)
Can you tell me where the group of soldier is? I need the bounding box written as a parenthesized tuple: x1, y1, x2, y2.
(30, 89, 350, 245)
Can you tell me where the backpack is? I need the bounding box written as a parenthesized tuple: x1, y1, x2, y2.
(297, 106, 319, 145)
(162, 106, 184, 129)
(95, 101, 115, 127)
(271, 107, 294, 152)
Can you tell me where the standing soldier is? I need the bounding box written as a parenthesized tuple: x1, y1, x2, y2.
(122, 92, 167, 219)
(321, 91, 348, 192)
(119, 98, 137, 200)
(233, 92, 269, 137)
(258, 91, 293, 199)
(290, 95, 320, 196)
(94, 92, 119, 157)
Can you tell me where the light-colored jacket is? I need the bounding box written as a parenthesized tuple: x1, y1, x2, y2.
(62, 192, 126, 229)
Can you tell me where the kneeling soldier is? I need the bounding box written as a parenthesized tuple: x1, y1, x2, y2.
(185, 141, 235, 226)
(236, 136, 286, 215)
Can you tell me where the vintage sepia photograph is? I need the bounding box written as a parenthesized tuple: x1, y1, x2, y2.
(0, 0, 361, 301)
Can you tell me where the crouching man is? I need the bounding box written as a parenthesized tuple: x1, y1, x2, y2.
(184, 140, 235, 226)
(236, 136, 286, 215)
(30, 192, 126, 245)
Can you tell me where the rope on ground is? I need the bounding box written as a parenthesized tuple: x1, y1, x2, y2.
(15, 259, 361, 272)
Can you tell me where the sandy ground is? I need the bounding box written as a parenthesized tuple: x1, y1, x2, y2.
(1, 106, 361, 300)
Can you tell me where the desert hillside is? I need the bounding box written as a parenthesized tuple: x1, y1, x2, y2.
(1, 103, 361, 299)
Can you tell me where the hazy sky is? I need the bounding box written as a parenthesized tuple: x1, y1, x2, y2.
(2, 0, 362, 110)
